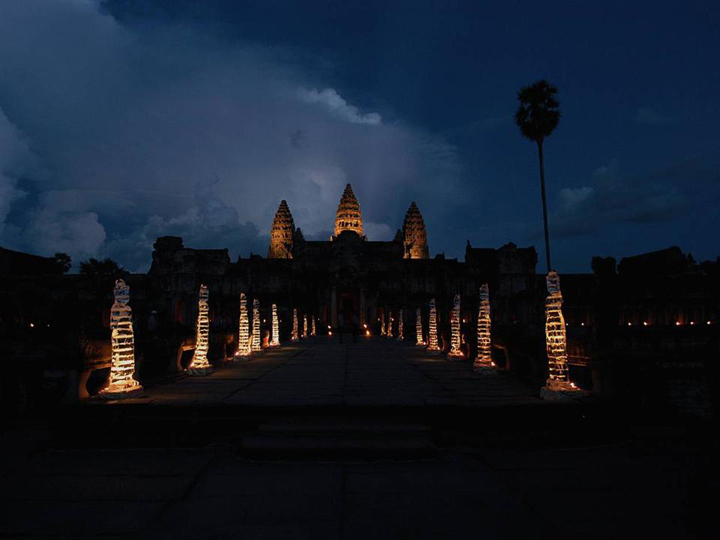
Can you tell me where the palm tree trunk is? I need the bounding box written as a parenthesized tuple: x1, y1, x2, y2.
(537, 141, 552, 273)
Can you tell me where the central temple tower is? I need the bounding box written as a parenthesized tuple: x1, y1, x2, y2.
(334, 184, 364, 238)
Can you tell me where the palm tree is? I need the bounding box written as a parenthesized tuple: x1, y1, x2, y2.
(515, 80, 561, 273)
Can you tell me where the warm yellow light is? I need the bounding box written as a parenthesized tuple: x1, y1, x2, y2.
(580, 322, 585, 326)
(643, 321, 648, 326)
(311, 316, 317, 336)
(236, 293, 251, 357)
(690, 321, 695, 325)
(543, 271, 572, 392)
(365, 330, 370, 336)
(675, 321, 681, 326)
(397, 309, 404, 341)
(29, 323, 34, 328)
(291, 308, 299, 341)
(251, 299, 261, 352)
(363, 323, 367, 329)
(427, 299, 440, 352)
(269, 303, 280, 347)
(628, 322, 632, 326)
(302, 314, 308, 339)
(708, 321, 712, 325)
(415, 308, 424, 347)
(448, 294, 463, 358)
(328, 331, 333, 336)
(188, 284, 213, 375)
(99, 279, 142, 398)
(473, 284, 493, 371)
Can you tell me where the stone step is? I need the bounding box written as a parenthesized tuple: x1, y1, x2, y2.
(240, 430, 437, 460)
(257, 416, 431, 434)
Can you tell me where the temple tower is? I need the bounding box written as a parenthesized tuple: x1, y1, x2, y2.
(268, 200, 295, 259)
(402, 202, 429, 259)
(334, 184, 364, 237)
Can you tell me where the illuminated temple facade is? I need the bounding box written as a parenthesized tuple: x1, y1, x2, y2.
(150, 183, 536, 330)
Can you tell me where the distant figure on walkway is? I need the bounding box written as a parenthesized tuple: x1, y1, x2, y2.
(338, 312, 345, 343)
(351, 312, 359, 342)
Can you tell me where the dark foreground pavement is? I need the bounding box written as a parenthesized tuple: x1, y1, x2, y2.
(1, 338, 717, 538)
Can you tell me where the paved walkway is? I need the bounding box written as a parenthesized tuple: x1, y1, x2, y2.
(2, 338, 714, 538)
(119, 336, 542, 407)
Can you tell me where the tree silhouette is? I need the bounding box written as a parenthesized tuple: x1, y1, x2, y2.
(515, 80, 561, 273)
(79, 257, 126, 277)
(53, 252, 72, 274)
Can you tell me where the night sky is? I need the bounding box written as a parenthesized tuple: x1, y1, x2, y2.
(1, 0, 718, 272)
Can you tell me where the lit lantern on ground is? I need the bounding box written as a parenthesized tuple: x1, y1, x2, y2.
(380, 311, 386, 336)
(415, 308, 425, 346)
(270, 303, 280, 347)
(311, 316, 317, 336)
(427, 298, 440, 352)
(387, 312, 393, 338)
(291, 308, 299, 341)
(473, 283, 493, 372)
(251, 299, 261, 352)
(541, 271, 584, 400)
(188, 284, 213, 375)
(397, 309, 404, 341)
(99, 279, 142, 398)
(302, 314, 308, 339)
(447, 294, 463, 358)
(235, 292, 251, 358)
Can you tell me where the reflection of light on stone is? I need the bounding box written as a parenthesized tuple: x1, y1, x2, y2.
(448, 294, 463, 358)
(386, 312, 393, 338)
(291, 308, 299, 341)
(427, 298, 440, 352)
(251, 299, 261, 352)
(99, 279, 142, 398)
(397, 309, 404, 341)
(473, 284, 493, 371)
(188, 284, 213, 374)
(541, 272, 584, 400)
(415, 308, 425, 346)
(311, 316, 317, 336)
(380, 311, 386, 336)
(236, 293, 251, 357)
(302, 314, 308, 339)
(270, 303, 280, 347)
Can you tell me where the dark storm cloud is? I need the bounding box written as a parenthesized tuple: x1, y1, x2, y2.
(0, 0, 461, 271)
(553, 155, 720, 237)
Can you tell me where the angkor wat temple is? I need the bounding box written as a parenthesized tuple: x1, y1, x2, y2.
(1, 184, 718, 415)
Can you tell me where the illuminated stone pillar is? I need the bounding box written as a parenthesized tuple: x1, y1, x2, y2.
(302, 314, 308, 339)
(380, 309, 386, 336)
(251, 299, 261, 352)
(188, 284, 214, 375)
(473, 284, 493, 371)
(448, 294, 463, 358)
(311, 316, 317, 336)
(397, 309, 404, 341)
(415, 308, 425, 346)
(99, 279, 142, 398)
(541, 271, 583, 400)
(387, 312, 393, 338)
(270, 303, 280, 347)
(235, 292, 251, 358)
(427, 298, 440, 352)
(291, 308, 299, 341)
